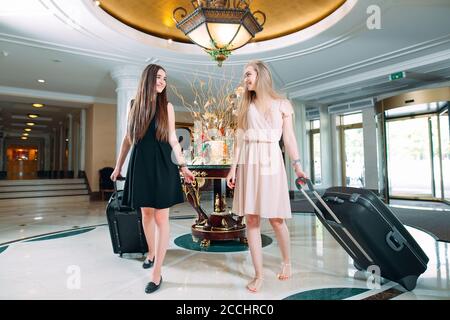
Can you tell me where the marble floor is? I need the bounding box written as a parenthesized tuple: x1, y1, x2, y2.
(0, 199, 449, 300)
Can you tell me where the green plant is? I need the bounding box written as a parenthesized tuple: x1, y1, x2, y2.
(206, 40, 232, 67)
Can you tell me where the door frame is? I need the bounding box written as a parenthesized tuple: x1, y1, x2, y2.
(385, 110, 448, 202)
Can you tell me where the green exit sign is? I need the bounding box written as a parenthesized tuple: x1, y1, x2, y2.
(389, 72, 406, 81)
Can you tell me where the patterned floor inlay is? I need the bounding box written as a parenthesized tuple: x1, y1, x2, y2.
(284, 287, 369, 300)
(174, 233, 272, 252)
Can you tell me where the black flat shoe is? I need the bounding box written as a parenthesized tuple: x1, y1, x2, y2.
(145, 277, 162, 294)
(142, 257, 154, 269)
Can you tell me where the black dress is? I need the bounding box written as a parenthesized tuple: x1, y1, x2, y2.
(122, 112, 184, 209)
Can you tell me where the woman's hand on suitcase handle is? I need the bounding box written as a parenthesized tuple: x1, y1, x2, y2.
(181, 167, 195, 184)
(296, 177, 315, 191)
(294, 164, 308, 180)
(226, 169, 236, 189)
(110, 167, 122, 182)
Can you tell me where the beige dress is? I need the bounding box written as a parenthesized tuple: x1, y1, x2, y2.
(232, 99, 294, 219)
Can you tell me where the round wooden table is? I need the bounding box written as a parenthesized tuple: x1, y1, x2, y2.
(182, 165, 247, 248)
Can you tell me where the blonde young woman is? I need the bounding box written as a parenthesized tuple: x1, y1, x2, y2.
(226, 60, 307, 293)
(111, 64, 195, 294)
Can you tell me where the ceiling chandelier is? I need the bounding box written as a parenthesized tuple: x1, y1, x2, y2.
(173, 0, 266, 66)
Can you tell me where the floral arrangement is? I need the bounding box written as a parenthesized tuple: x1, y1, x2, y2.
(170, 75, 244, 164)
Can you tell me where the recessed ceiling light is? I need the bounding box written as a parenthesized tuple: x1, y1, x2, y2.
(26, 122, 35, 126)
(37, 79, 45, 83)
(33, 103, 44, 108)
(24, 128, 32, 132)
(21, 136, 28, 140)
(28, 114, 39, 119)
(167, 39, 173, 44)
(23, 133, 29, 136)
(94, 0, 101, 6)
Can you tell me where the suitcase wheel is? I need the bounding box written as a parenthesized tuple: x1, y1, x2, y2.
(399, 275, 418, 291)
(353, 262, 364, 271)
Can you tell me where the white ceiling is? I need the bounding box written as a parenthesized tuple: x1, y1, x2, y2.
(1, 0, 450, 137)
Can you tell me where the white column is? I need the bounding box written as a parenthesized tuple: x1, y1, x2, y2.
(44, 134, 50, 171)
(298, 103, 309, 180)
(363, 107, 378, 190)
(319, 105, 333, 188)
(0, 137, 4, 171)
(74, 121, 79, 178)
(67, 113, 73, 171)
(110, 65, 143, 176)
(79, 109, 86, 174)
(59, 121, 64, 171)
(52, 128, 57, 171)
(330, 114, 342, 186)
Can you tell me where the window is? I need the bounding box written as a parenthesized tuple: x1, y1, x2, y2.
(338, 113, 365, 187)
(309, 120, 322, 184)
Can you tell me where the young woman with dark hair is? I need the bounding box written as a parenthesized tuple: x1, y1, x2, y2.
(111, 64, 194, 294)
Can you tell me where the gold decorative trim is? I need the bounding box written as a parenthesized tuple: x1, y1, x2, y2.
(98, 0, 347, 43)
(376, 87, 450, 113)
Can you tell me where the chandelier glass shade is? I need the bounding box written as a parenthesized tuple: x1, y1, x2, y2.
(173, 0, 266, 66)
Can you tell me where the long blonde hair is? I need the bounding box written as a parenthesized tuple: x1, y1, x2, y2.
(236, 60, 283, 130)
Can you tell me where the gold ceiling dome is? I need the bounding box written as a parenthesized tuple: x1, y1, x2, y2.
(97, 0, 347, 64)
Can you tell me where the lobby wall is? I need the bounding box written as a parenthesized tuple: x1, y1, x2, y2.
(85, 103, 116, 192)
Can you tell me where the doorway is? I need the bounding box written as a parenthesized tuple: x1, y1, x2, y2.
(6, 146, 39, 179)
(385, 104, 449, 202)
(338, 113, 365, 188)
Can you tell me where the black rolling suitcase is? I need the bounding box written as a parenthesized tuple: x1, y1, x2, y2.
(296, 178, 429, 291)
(106, 177, 148, 256)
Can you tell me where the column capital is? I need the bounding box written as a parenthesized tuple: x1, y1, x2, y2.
(110, 65, 144, 91)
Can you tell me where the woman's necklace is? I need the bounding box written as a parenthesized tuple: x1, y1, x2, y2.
(254, 99, 272, 123)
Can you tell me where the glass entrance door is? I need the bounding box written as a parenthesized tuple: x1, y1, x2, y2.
(440, 109, 450, 202)
(386, 117, 432, 197)
(386, 110, 449, 201)
(339, 113, 365, 188)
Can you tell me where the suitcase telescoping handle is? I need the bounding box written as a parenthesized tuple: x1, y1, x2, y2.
(295, 177, 342, 224)
(295, 177, 374, 263)
(114, 176, 126, 191)
(114, 176, 126, 209)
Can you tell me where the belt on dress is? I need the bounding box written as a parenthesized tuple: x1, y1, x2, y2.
(244, 139, 278, 143)
(244, 139, 277, 144)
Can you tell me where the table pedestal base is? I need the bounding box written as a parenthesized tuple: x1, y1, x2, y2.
(191, 213, 247, 247)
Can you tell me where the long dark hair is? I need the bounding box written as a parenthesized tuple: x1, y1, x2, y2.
(127, 64, 169, 143)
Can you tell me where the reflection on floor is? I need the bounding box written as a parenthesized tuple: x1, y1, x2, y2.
(0, 200, 449, 300)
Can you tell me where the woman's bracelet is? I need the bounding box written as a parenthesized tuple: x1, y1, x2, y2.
(291, 159, 301, 167)
(178, 163, 187, 169)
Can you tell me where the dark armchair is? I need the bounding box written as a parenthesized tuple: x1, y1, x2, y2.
(99, 167, 115, 201)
